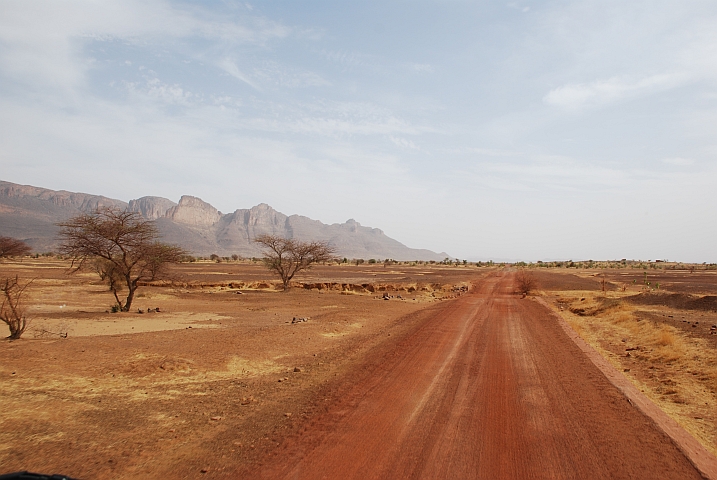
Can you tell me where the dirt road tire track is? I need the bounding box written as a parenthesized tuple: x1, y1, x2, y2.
(249, 272, 707, 479)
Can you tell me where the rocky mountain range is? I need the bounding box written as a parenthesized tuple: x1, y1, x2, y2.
(0, 180, 448, 260)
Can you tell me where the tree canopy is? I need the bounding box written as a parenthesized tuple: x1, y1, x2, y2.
(254, 234, 335, 291)
(0, 237, 31, 258)
(57, 208, 186, 311)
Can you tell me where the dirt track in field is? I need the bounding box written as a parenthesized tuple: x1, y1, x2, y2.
(251, 271, 703, 479)
(2, 261, 715, 479)
(0, 260, 475, 479)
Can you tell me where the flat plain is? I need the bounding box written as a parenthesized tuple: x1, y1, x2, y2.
(0, 260, 715, 478)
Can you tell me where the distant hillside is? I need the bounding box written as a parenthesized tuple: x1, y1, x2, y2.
(0, 181, 127, 253)
(0, 180, 449, 261)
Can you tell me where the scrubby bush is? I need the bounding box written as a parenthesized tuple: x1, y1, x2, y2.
(515, 269, 536, 295)
(0, 237, 31, 258)
(1, 276, 32, 339)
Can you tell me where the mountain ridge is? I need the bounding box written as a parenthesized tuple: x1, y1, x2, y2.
(0, 180, 449, 261)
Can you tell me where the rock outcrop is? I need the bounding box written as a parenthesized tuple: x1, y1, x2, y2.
(0, 181, 126, 213)
(128, 196, 177, 220)
(166, 196, 222, 227)
(0, 180, 449, 260)
(0, 180, 127, 252)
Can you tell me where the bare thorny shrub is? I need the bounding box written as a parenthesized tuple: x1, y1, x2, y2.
(515, 269, 536, 295)
(1, 276, 33, 339)
(0, 236, 32, 258)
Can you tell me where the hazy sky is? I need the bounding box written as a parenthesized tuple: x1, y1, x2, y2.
(1, 1, 716, 262)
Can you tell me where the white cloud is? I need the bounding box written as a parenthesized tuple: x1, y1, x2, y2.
(389, 136, 420, 150)
(0, 0, 290, 92)
(507, 3, 530, 13)
(126, 77, 194, 105)
(407, 63, 435, 74)
(227, 99, 430, 137)
(267, 114, 418, 137)
(468, 155, 631, 192)
(543, 73, 691, 110)
(321, 49, 376, 71)
(252, 61, 331, 88)
(662, 157, 694, 166)
(457, 147, 517, 157)
(218, 59, 262, 91)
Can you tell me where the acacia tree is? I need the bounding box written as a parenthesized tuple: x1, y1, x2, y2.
(0, 237, 31, 258)
(57, 208, 186, 311)
(1, 276, 32, 339)
(254, 234, 336, 291)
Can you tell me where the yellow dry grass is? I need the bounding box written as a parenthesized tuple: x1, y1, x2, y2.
(226, 356, 283, 377)
(553, 292, 717, 457)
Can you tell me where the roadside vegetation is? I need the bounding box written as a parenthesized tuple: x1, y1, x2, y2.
(549, 283, 717, 457)
(515, 269, 536, 296)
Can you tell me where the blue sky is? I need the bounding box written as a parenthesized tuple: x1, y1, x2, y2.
(1, 1, 716, 262)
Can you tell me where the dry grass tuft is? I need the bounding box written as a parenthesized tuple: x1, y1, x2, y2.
(653, 325, 677, 347)
(553, 291, 717, 456)
(613, 312, 633, 324)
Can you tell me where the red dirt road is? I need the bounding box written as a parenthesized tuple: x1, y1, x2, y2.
(253, 272, 704, 479)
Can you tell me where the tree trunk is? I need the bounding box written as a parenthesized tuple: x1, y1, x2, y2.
(124, 288, 136, 311)
(111, 287, 124, 311)
(123, 277, 137, 311)
(7, 320, 25, 340)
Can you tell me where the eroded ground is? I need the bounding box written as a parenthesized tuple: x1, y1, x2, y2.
(2, 261, 716, 478)
(538, 269, 717, 458)
(0, 260, 477, 478)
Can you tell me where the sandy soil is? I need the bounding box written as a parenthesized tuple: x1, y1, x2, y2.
(0, 259, 476, 478)
(1, 261, 714, 478)
(253, 271, 704, 479)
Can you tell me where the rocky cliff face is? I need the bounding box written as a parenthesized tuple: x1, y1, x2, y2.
(166, 196, 222, 227)
(0, 180, 448, 260)
(128, 196, 176, 220)
(216, 204, 290, 248)
(0, 181, 128, 252)
(0, 181, 126, 213)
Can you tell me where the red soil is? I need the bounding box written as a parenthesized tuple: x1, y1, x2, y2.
(250, 271, 705, 479)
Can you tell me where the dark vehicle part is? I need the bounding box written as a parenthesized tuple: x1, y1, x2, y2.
(0, 473, 76, 480)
